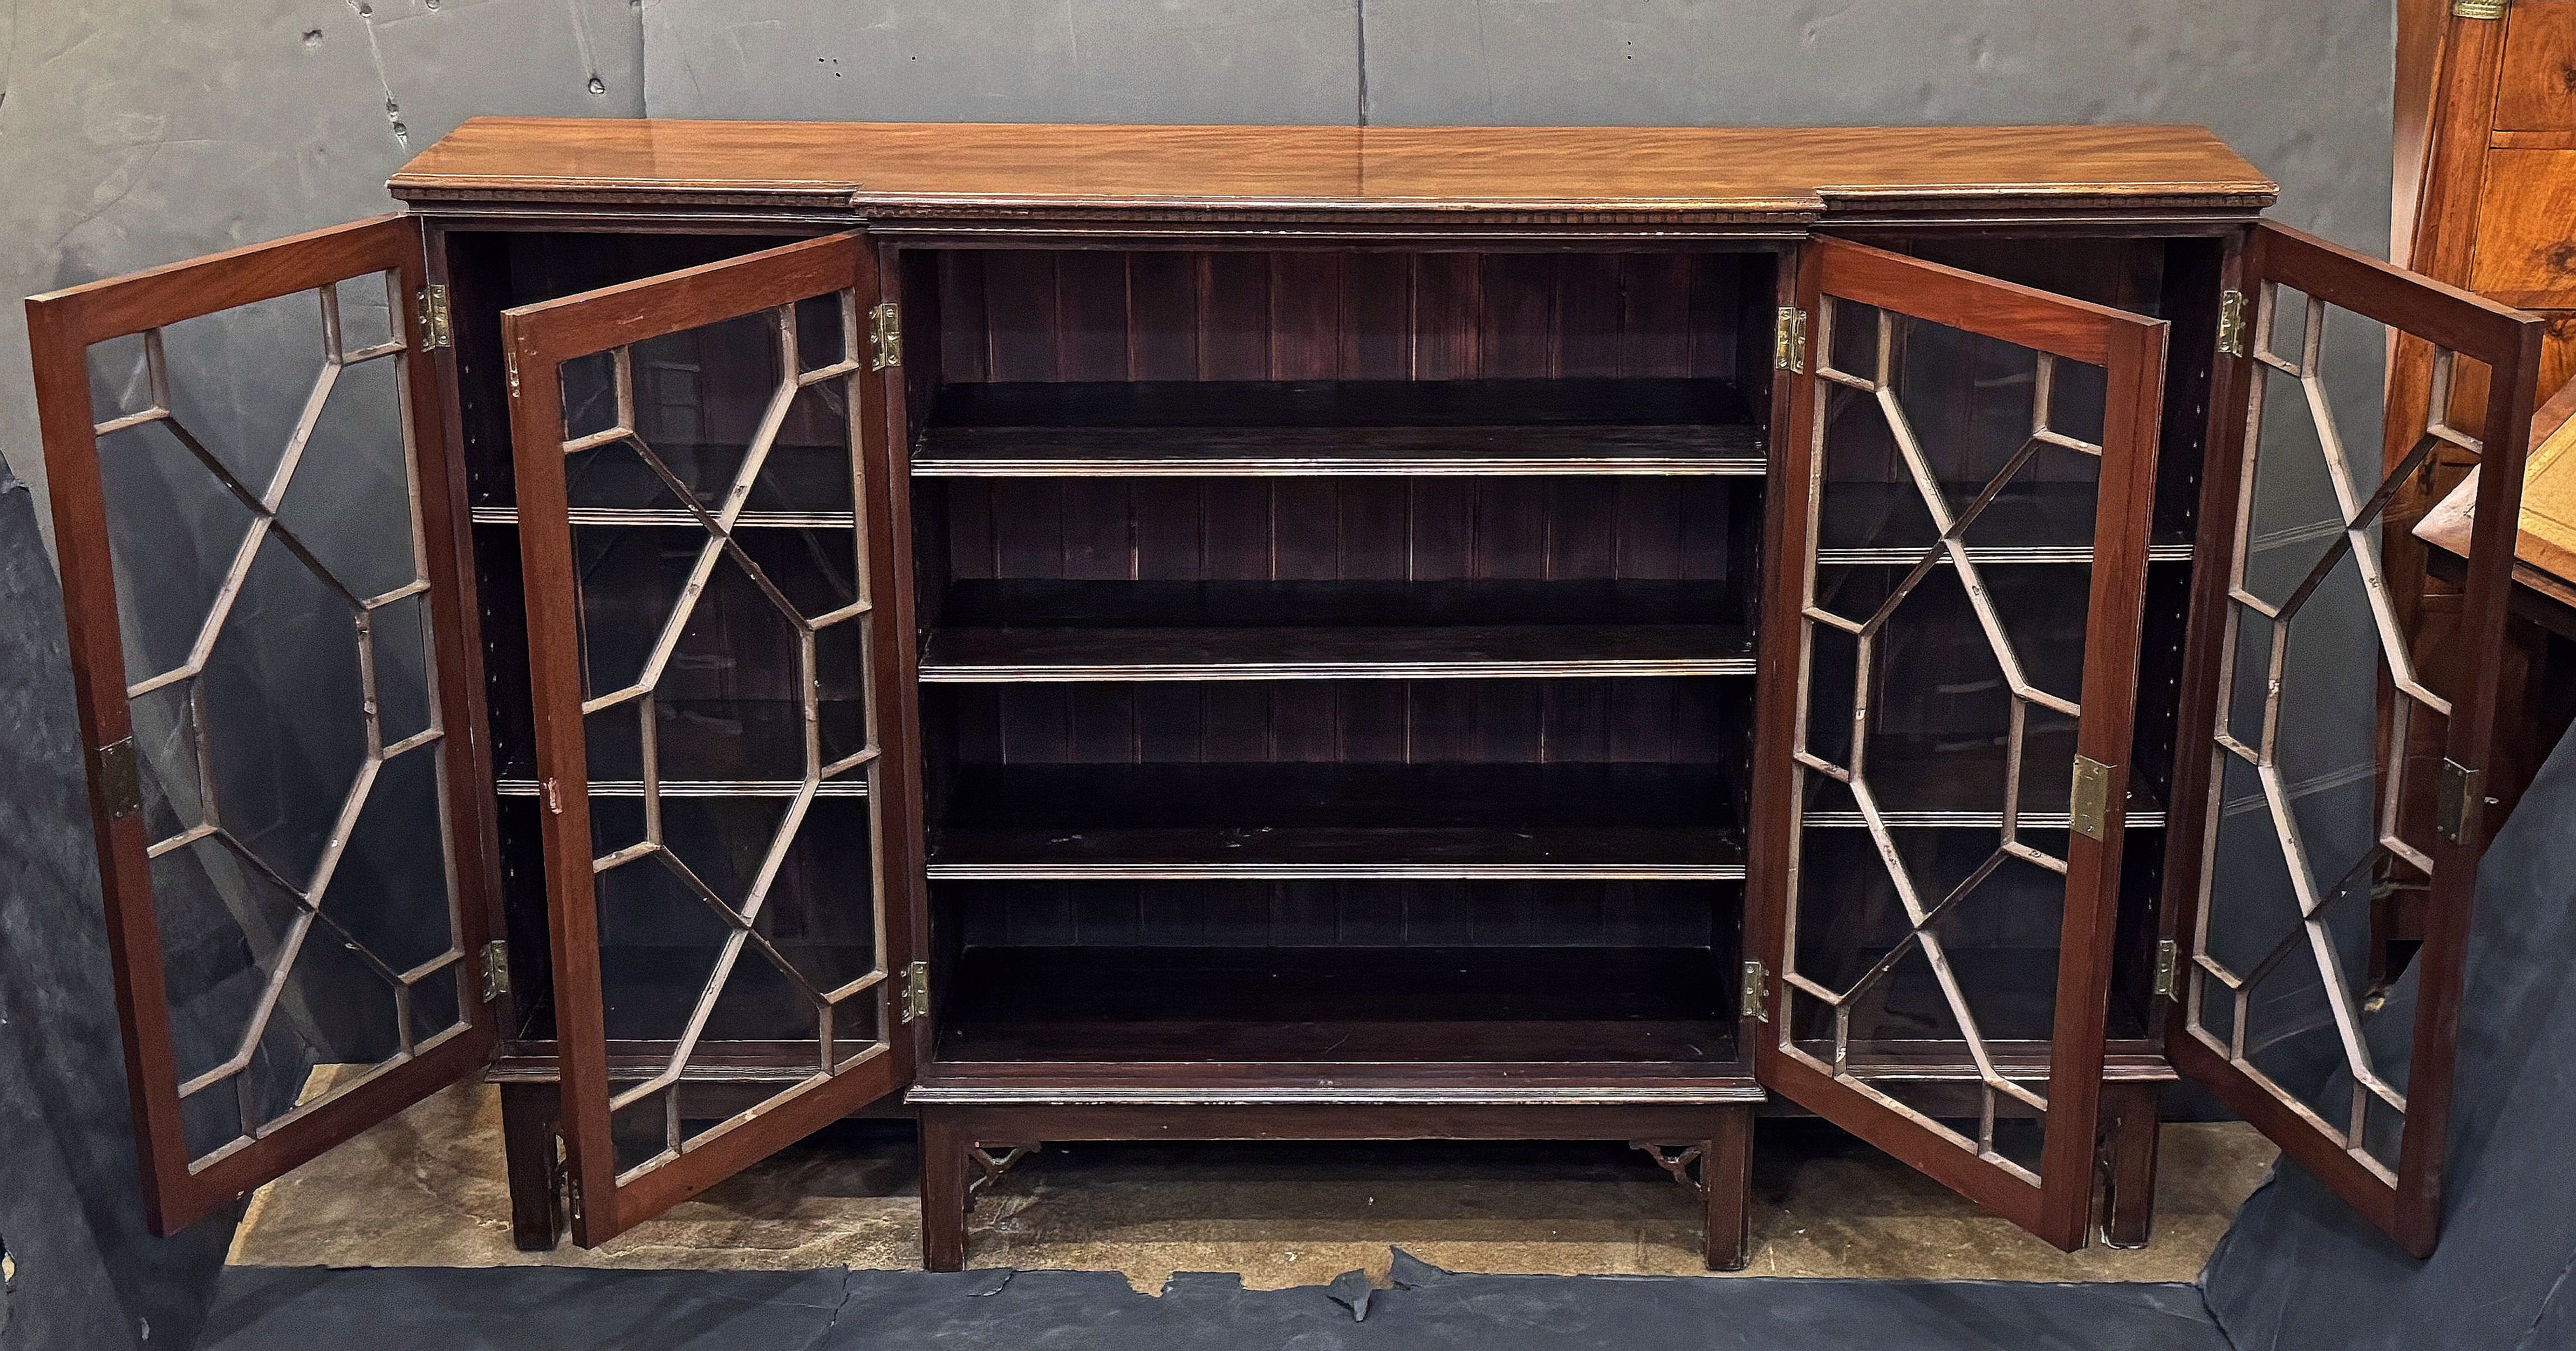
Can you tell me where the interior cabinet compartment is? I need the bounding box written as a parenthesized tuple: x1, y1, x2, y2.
(914, 476, 1760, 681)
(921, 677, 1749, 879)
(933, 879, 1743, 1067)
(911, 377, 1764, 476)
(898, 246, 1766, 1092)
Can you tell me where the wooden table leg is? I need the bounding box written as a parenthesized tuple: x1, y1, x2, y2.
(2098, 1082, 2162, 1249)
(1703, 1104, 1755, 1271)
(919, 1110, 972, 1272)
(498, 1082, 562, 1252)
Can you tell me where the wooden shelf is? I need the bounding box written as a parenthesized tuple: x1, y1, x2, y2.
(912, 378, 1765, 477)
(936, 579, 1741, 629)
(928, 763, 1745, 880)
(929, 826, 1744, 880)
(919, 623, 1754, 682)
(932, 945, 1743, 1073)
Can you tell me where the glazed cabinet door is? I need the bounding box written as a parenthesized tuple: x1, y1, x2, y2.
(1750, 236, 2170, 1249)
(499, 232, 917, 1244)
(25, 216, 500, 1234)
(2163, 221, 2541, 1256)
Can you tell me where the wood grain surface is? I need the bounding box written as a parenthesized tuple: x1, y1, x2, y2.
(391, 119, 2276, 225)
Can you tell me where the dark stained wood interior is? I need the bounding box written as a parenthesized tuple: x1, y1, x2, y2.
(899, 243, 1765, 1088)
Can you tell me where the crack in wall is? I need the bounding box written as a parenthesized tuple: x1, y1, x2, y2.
(344, 0, 407, 147)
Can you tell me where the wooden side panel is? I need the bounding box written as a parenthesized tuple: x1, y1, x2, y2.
(2494, 2, 2576, 132)
(2467, 149, 2576, 307)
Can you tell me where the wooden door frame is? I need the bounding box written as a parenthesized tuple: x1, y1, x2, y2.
(498, 229, 923, 1245)
(1746, 234, 2170, 1249)
(2160, 220, 2542, 1257)
(24, 215, 501, 1234)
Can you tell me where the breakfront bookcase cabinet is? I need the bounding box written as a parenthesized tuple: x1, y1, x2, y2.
(26, 120, 2543, 1271)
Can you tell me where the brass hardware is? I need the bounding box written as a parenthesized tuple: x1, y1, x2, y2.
(900, 960, 931, 1022)
(415, 285, 453, 350)
(2154, 939, 2180, 1000)
(1740, 960, 1770, 1021)
(1774, 306, 1807, 374)
(505, 350, 521, 399)
(2452, 0, 2508, 17)
(2070, 755, 2113, 842)
(565, 1173, 583, 1224)
(479, 940, 511, 1003)
(2438, 759, 2479, 844)
(542, 777, 562, 814)
(2216, 289, 2247, 358)
(91, 737, 142, 821)
(868, 301, 903, 371)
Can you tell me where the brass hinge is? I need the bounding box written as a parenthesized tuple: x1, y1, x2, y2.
(2216, 289, 2247, 358)
(479, 940, 510, 1003)
(541, 777, 562, 814)
(2069, 755, 2113, 842)
(2453, 0, 2508, 19)
(2154, 939, 2180, 1000)
(899, 960, 931, 1022)
(868, 301, 903, 371)
(505, 349, 521, 399)
(91, 737, 142, 821)
(2437, 758, 2480, 844)
(1774, 306, 1807, 374)
(415, 284, 453, 351)
(1740, 960, 1771, 1021)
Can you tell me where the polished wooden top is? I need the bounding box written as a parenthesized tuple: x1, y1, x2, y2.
(390, 118, 2276, 224)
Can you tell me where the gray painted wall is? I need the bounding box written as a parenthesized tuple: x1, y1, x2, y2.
(3, 1, 2395, 536)
(0, 6, 2397, 1350)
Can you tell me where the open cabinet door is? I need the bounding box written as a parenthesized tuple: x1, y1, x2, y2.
(1750, 237, 2170, 1249)
(25, 216, 500, 1234)
(2164, 222, 2541, 1257)
(500, 232, 915, 1244)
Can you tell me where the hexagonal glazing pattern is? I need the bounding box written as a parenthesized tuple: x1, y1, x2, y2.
(551, 292, 889, 1186)
(2182, 285, 2480, 1185)
(1778, 297, 2108, 1187)
(99, 272, 470, 1168)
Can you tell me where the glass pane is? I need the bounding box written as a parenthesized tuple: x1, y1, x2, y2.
(87, 268, 471, 1169)
(1814, 306, 2107, 560)
(2184, 283, 2459, 1184)
(553, 289, 889, 1188)
(1781, 296, 2120, 1187)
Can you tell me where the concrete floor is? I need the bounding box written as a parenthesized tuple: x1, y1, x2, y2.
(227, 1081, 2276, 1289)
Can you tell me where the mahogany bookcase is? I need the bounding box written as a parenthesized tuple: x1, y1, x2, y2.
(22, 119, 2541, 1271)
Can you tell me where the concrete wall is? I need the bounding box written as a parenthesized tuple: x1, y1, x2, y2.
(0, 6, 2395, 1350)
